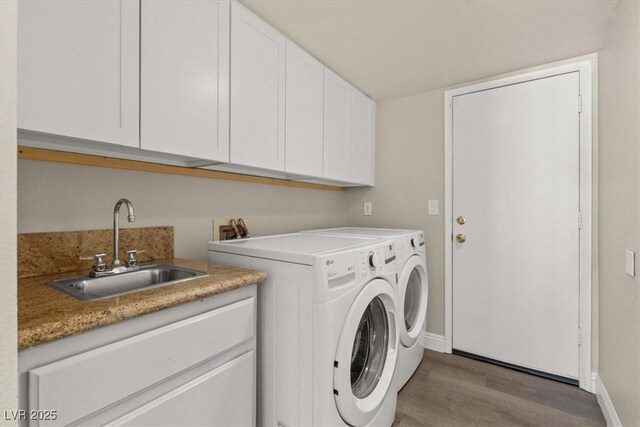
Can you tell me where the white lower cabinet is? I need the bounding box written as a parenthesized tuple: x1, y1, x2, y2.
(19, 286, 257, 427)
(108, 352, 254, 427)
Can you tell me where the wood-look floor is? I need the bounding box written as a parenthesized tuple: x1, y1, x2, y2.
(394, 350, 605, 427)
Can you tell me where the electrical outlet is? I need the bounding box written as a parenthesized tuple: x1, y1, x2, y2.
(212, 218, 251, 241)
(363, 202, 373, 216)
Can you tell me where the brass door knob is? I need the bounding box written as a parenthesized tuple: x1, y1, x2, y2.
(456, 216, 466, 225)
(456, 233, 466, 243)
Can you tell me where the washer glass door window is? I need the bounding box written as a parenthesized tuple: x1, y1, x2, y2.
(333, 278, 398, 427)
(404, 268, 422, 330)
(398, 256, 428, 347)
(351, 296, 388, 398)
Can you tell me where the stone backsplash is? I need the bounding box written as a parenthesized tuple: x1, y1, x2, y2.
(18, 226, 174, 279)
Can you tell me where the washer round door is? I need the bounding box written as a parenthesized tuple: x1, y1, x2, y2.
(333, 278, 399, 427)
(398, 255, 428, 347)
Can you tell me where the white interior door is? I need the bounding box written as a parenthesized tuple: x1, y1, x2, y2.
(452, 72, 581, 380)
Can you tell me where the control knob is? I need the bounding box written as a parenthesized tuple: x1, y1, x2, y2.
(368, 252, 382, 270)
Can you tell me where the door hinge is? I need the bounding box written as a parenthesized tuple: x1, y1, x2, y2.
(578, 95, 582, 114)
(578, 327, 582, 346)
(578, 211, 583, 229)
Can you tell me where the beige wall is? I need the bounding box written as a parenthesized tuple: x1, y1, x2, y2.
(17, 160, 348, 261)
(598, 0, 640, 424)
(346, 89, 446, 334)
(0, 0, 18, 420)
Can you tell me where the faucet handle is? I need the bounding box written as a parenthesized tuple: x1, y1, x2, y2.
(125, 249, 145, 268)
(80, 253, 107, 272)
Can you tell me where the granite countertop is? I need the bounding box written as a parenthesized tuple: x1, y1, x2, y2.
(18, 258, 267, 349)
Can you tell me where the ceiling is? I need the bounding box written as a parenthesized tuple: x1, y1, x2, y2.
(241, 0, 619, 100)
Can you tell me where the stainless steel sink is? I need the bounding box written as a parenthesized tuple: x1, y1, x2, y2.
(47, 264, 208, 301)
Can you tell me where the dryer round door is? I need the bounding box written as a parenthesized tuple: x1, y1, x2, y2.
(333, 278, 399, 427)
(398, 255, 428, 347)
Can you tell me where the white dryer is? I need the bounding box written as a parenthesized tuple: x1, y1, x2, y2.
(208, 233, 399, 426)
(302, 228, 428, 390)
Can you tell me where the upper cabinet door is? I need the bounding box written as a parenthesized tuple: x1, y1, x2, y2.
(141, 0, 230, 162)
(230, 2, 286, 171)
(285, 41, 324, 178)
(323, 70, 351, 182)
(18, 0, 139, 147)
(349, 92, 376, 186)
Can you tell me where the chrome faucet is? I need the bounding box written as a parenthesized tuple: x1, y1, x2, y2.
(112, 198, 136, 268)
(82, 199, 141, 277)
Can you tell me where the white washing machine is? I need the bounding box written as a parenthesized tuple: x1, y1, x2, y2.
(208, 233, 400, 426)
(302, 228, 428, 390)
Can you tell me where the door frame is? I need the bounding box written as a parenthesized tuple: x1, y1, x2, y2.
(443, 60, 593, 391)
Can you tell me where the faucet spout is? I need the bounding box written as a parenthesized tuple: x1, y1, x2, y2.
(113, 198, 135, 268)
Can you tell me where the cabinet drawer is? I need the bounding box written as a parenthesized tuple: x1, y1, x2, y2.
(29, 297, 255, 426)
(106, 351, 255, 426)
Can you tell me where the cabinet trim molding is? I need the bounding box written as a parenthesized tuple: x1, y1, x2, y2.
(17, 146, 344, 192)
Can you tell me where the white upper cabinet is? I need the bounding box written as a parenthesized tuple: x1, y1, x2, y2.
(18, 0, 375, 186)
(285, 41, 324, 178)
(323, 70, 351, 182)
(230, 2, 286, 171)
(349, 92, 376, 185)
(18, 0, 139, 147)
(323, 69, 376, 185)
(141, 0, 230, 162)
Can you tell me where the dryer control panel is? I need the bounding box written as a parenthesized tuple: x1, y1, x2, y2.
(393, 232, 425, 261)
(409, 232, 425, 249)
(407, 232, 425, 253)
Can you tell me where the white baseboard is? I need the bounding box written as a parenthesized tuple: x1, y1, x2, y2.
(419, 332, 446, 353)
(596, 374, 622, 427)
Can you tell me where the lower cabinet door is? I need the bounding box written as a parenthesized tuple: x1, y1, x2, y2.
(107, 351, 255, 427)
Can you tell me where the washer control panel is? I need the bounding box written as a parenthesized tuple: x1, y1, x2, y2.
(317, 240, 397, 302)
(358, 242, 395, 280)
(368, 251, 382, 270)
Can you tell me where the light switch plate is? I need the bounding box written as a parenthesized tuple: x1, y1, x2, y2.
(626, 249, 635, 277)
(363, 202, 373, 216)
(428, 200, 439, 216)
